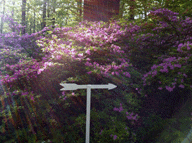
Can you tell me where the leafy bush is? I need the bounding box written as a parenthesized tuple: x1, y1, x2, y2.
(0, 8, 192, 143)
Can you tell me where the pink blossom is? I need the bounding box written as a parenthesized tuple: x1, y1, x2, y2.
(172, 82, 176, 85)
(151, 64, 158, 70)
(179, 84, 185, 88)
(113, 135, 117, 140)
(165, 86, 174, 92)
(56, 55, 62, 60)
(118, 106, 123, 112)
(126, 116, 132, 120)
(152, 70, 157, 77)
(160, 68, 168, 73)
(158, 87, 163, 90)
(174, 64, 181, 68)
(113, 107, 119, 111)
(85, 61, 92, 66)
(99, 130, 103, 135)
(123, 72, 131, 78)
(78, 53, 83, 57)
(62, 91, 65, 96)
(183, 74, 187, 77)
(63, 96, 67, 100)
(87, 71, 92, 74)
(132, 114, 138, 121)
(169, 65, 174, 70)
(31, 96, 34, 101)
(85, 50, 91, 55)
(37, 68, 44, 74)
(115, 72, 119, 76)
(129, 112, 134, 116)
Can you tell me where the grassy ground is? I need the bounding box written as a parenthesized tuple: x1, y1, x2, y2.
(156, 91, 192, 143)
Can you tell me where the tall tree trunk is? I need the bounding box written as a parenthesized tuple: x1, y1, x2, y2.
(0, 0, 5, 33)
(42, 0, 47, 29)
(30, 19, 32, 34)
(52, 0, 56, 28)
(129, 0, 135, 20)
(26, 3, 30, 33)
(144, 5, 147, 20)
(12, 1, 15, 32)
(33, 10, 36, 33)
(119, 0, 125, 18)
(143, 0, 148, 20)
(77, 0, 82, 21)
(21, 0, 27, 34)
(47, 0, 50, 18)
(11, 1, 15, 18)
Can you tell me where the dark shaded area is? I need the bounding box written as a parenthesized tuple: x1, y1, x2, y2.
(135, 86, 191, 142)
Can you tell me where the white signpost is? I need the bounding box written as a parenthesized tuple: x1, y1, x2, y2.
(60, 83, 117, 143)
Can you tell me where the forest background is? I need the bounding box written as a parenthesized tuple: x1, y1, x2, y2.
(0, 0, 192, 142)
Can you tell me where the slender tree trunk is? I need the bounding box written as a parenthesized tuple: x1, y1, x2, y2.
(33, 10, 36, 33)
(12, 1, 15, 32)
(129, 0, 135, 20)
(52, 0, 56, 28)
(38, 20, 42, 31)
(0, 0, 5, 33)
(144, 8, 147, 19)
(47, 0, 50, 26)
(11, 2, 15, 18)
(77, 0, 82, 21)
(21, 0, 27, 34)
(30, 19, 32, 34)
(119, 0, 125, 18)
(26, 4, 30, 33)
(143, 0, 148, 20)
(42, 0, 47, 29)
(47, 0, 50, 18)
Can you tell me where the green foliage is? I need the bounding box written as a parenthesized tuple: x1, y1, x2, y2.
(1, 3, 192, 142)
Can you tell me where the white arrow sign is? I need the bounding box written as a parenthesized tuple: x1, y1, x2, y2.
(60, 83, 117, 90)
(60, 83, 117, 143)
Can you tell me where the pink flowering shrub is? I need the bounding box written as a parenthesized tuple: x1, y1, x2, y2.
(127, 8, 192, 142)
(34, 21, 143, 142)
(135, 8, 192, 94)
(1, 19, 143, 142)
(1, 59, 44, 92)
(0, 8, 192, 143)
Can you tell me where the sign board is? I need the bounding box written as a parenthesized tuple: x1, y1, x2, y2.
(60, 83, 117, 143)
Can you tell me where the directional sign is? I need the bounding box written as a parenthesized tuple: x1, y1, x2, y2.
(60, 83, 117, 90)
(60, 83, 117, 143)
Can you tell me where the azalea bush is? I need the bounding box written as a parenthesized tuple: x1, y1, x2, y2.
(33, 20, 144, 142)
(0, 16, 50, 76)
(0, 8, 192, 143)
(1, 19, 144, 142)
(136, 8, 192, 94)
